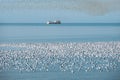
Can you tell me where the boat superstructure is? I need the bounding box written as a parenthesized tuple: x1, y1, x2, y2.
(47, 20, 61, 24)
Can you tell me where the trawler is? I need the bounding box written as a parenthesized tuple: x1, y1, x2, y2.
(46, 20, 61, 24)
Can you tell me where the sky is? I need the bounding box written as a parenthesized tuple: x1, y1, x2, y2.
(0, 0, 120, 23)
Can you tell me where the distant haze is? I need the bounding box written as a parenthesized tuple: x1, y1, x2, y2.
(0, 0, 120, 23)
(0, 0, 120, 15)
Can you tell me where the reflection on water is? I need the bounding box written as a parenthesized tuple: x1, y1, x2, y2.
(0, 42, 120, 72)
(0, 24, 120, 80)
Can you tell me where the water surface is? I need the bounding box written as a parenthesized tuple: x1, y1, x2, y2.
(0, 23, 120, 80)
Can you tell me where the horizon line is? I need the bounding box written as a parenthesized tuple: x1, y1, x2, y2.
(0, 23, 120, 26)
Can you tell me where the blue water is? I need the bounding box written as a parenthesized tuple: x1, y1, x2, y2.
(0, 23, 120, 42)
(0, 72, 120, 80)
(0, 23, 120, 80)
(1, 23, 120, 26)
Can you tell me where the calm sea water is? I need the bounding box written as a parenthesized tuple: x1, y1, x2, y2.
(0, 23, 120, 80)
(0, 23, 120, 42)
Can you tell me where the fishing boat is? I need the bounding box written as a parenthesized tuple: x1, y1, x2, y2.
(46, 20, 61, 24)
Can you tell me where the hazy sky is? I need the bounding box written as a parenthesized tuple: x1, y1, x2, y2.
(0, 0, 120, 23)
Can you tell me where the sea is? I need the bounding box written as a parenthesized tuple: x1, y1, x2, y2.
(0, 23, 120, 80)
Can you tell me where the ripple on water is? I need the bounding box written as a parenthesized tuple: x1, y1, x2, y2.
(0, 41, 120, 73)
